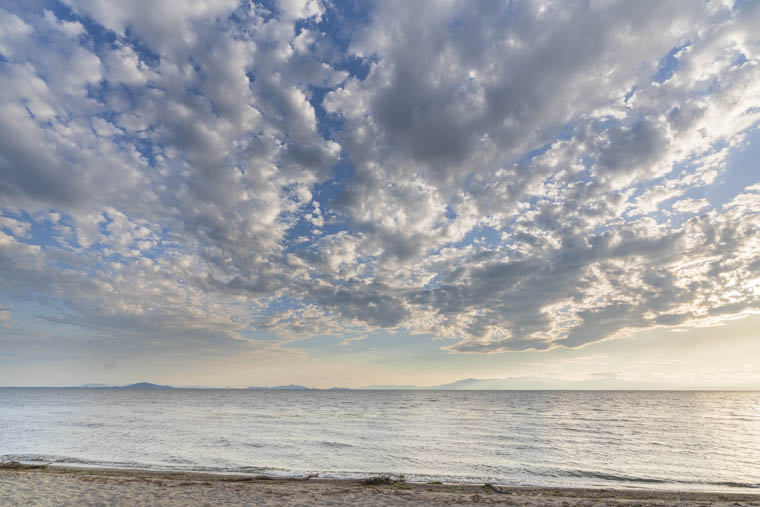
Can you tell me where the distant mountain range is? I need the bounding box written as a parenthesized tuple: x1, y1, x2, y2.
(5, 376, 756, 390)
(363, 377, 668, 390)
(78, 382, 321, 390)
(247, 384, 311, 390)
(73, 377, 654, 390)
(77, 382, 174, 389)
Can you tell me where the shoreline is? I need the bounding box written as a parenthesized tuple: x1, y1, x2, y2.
(2, 464, 759, 506)
(6, 459, 760, 493)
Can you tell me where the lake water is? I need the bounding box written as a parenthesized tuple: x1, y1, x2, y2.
(1, 389, 759, 492)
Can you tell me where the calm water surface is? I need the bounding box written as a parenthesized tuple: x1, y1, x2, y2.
(1, 389, 759, 492)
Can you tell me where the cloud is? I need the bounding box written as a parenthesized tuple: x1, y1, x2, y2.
(672, 198, 710, 214)
(0, 0, 759, 361)
(0, 306, 11, 327)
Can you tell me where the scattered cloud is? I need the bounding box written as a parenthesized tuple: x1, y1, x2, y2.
(0, 0, 759, 364)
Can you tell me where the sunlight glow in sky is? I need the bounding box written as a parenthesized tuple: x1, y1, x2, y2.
(1, 0, 759, 387)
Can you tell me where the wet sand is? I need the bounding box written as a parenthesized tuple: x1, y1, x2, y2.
(1, 464, 759, 506)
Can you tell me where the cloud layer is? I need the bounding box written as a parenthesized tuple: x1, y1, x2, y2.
(1, 0, 759, 357)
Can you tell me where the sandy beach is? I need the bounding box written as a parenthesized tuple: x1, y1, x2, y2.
(1, 464, 758, 506)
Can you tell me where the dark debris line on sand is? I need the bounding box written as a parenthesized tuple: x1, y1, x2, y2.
(361, 475, 407, 486)
(0, 461, 49, 470)
(484, 483, 511, 494)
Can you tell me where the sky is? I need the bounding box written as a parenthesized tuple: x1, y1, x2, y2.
(1, 0, 759, 388)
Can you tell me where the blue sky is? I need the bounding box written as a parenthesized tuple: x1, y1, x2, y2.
(1, 0, 759, 387)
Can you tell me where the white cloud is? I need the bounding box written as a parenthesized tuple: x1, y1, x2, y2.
(0, 8, 32, 58)
(277, 0, 323, 20)
(672, 198, 710, 214)
(0, 306, 11, 327)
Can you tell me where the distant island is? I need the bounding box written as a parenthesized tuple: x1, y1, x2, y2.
(5, 376, 758, 390)
(247, 384, 311, 390)
(77, 382, 174, 389)
(120, 382, 174, 389)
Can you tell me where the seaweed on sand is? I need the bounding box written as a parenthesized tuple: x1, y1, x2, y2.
(361, 475, 406, 486)
(0, 461, 49, 470)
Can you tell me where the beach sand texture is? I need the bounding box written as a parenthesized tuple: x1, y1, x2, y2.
(1, 465, 759, 506)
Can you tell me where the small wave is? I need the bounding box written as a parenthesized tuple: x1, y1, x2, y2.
(54, 457, 98, 464)
(164, 456, 195, 465)
(318, 441, 356, 449)
(713, 481, 760, 489)
(553, 469, 669, 484)
(60, 422, 106, 428)
(1, 454, 60, 464)
(550, 469, 760, 490)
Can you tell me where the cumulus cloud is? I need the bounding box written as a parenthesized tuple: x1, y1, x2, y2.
(672, 198, 710, 214)
(0, 0, 759, 359)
